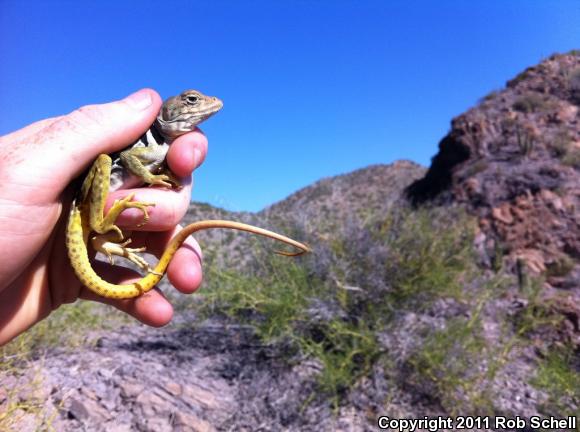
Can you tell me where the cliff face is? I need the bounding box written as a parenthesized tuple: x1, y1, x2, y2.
(408, 52, 580, 338)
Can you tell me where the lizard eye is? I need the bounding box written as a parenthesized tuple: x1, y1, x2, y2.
(186, 95, 199, 104)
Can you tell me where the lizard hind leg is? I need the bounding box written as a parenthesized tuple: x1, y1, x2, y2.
(92, 192, 159, 274)
(87, 155, 156, 240)
(91, 233, 162, 275)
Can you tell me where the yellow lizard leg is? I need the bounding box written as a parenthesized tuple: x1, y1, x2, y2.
(153, 166, 182, 189)
(91, 233, 162, 275)
(120, 146, 182, 188)
(101, 193, 156, 234)
(86, 155, 155, 239)
(82, 154, 156, 268)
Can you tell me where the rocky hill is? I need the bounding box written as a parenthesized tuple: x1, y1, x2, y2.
(407, 51, 580, 345)
(182, 161, 424, 272)
(262, 160, 424, 230)
(1, 52, 579, 431)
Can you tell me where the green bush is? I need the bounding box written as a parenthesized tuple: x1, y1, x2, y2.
(380, 207, 477, 309)
(300, 319, 380, 408)
(199, 258, 316, 340)
(197, 206, 481, 405)
(532, 346, 580, 422)
(408, 316, 491, 414)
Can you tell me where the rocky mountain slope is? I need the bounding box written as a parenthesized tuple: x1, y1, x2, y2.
(2, 52, 579, 431)
(181, 161, 424, 272)
(408, 51, 580, 345)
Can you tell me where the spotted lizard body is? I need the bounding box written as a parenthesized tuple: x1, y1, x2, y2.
(66, 90, 309, 299)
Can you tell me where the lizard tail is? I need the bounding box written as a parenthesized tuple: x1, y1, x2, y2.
(68, 212, 310, 299)
(151, 219, 310, 274)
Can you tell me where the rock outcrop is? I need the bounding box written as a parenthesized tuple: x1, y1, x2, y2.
(408, 51, 580, 343)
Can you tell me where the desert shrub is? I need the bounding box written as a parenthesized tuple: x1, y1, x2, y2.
(532, 345, 580, 421)
(550, 129, 573, 157)
(300, 319, 381, 407)
(546, 254, 575, 278)
(378, 206, 477, 309)
(515, 122, 538, 157)
(197, 205, 480, 404)
(513, 92, 552, 113)
(200, 259, 315, 340)
(568, 66, 580, 104)
(562, 148, 580, 168)
(407, 316, 491, 414)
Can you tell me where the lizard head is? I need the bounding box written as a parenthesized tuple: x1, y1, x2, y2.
(156, 89, 223, 139)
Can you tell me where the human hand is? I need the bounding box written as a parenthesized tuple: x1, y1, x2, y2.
(0, 89, 206, 345)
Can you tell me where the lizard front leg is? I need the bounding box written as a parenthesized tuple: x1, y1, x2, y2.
(120, 145, 181, 188)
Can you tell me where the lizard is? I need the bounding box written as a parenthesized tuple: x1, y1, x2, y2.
(66, 89, 310, 299)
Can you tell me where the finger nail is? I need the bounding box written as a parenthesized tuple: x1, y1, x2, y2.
(125, 89, 152, 110)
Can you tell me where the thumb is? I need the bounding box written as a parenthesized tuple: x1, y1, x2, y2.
(53, 89, 163, 177)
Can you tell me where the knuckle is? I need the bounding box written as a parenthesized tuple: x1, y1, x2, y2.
(70, 104, 108, 130)
(46, 106, 99, 138)
(44, 102, 114, 146)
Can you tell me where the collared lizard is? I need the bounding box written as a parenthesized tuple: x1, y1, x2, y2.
(66, 89, 309, 299)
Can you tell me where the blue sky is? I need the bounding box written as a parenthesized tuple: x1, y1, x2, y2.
(1, 1, 578, 212)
